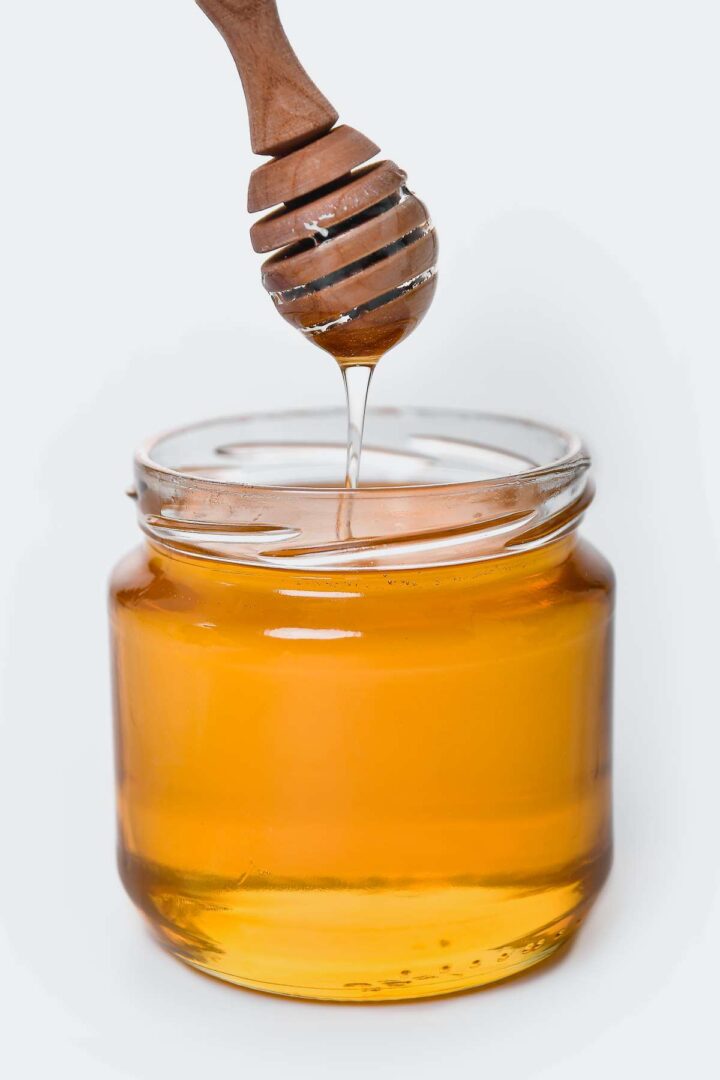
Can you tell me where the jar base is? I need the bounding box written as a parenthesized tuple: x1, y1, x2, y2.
(177, 933, 575, 1001)
(183, 946, 578, 1002)
(123, 849, 608, 1003)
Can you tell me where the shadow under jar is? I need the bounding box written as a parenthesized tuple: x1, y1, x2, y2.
(110, 408, 614, 1002)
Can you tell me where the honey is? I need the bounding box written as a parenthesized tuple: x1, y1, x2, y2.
(285, 270, 438, 368)
(111, 409, 614, 1001)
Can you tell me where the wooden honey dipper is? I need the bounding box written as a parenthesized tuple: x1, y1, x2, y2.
(196, 0, 438, 367)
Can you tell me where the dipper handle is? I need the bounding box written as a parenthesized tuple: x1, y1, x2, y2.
(196, 0, 338, 156)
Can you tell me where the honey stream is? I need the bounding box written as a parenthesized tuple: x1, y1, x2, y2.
(312, 308, 421, 490)
(341, 363, 374, 490)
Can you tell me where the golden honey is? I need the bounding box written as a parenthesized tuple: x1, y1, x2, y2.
(111, 409, 614, 1001)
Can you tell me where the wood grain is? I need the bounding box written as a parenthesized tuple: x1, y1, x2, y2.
(248, 126, 379, 212)
(196, 0, 338, 156)
(250, 161, 407, 253)
(273, 232, 438, 316)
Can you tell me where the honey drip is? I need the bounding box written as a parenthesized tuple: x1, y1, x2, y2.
(341, 363, 374, 490)
(320, 305, 425, 490)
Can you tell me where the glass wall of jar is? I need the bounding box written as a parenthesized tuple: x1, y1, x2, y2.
(110, 409, 614, 1001)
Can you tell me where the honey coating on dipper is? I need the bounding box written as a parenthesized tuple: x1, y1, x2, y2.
(291, 272, 439, 367)
(260, 180, 439, 368)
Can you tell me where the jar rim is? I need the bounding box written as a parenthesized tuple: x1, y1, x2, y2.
(132, 408, 593, 570)
(137, 406, 589, 496)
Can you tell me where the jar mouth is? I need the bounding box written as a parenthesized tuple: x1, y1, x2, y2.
(138, 407, 588, 494)
(133, 408, 592, 570)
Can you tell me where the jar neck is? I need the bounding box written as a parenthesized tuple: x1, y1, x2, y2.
(144, 532, 581, 590)
(133, 410, 593, 572)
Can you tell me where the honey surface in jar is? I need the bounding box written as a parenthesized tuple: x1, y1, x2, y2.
(111, 532, 613, 1001)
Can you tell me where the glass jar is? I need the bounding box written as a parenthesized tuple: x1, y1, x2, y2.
(110, 408, 614, 1001)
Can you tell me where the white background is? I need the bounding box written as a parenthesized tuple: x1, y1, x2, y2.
(1, 0, 718, 1075)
